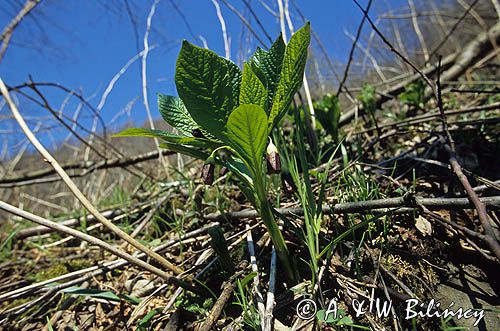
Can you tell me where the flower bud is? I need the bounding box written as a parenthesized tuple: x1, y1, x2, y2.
(281, 173, 296, 196)
(266, 140, 281, 174)
(201, 163, 215, 185)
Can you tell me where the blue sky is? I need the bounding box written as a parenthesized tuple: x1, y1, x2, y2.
(0, 0, 405, 153)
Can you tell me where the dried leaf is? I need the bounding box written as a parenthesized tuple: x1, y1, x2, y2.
(415, 215, 432, 236)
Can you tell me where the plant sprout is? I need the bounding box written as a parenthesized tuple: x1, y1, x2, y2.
(116, 23, 311, 284)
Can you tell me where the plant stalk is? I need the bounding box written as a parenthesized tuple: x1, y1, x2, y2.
(254, 174, 297, 284)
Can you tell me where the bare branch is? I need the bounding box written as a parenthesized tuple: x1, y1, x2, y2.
(336, 0, 373, 97)
(0, 0, 40, 62)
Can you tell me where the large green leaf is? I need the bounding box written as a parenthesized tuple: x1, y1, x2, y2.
(114, 128, 219, 148)
(239, 63, 267, 109)
(268, 23, 311, 128)
(157, 94, 198, 135)
(175, 40, 241, 141)
(248, 35, 285, 107)
(226, 104, 268, 174)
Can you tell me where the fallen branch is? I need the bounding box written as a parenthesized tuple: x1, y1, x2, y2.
(0, 200, 201, 295)
(437, 21, 500, 90)
(444, 144, 500, 260)
(356, 102, 500, 135)
(14, 200, 153, 239)
(0, 150, 174, 188)
(433, 56, 500, 261)
(262, 245, 277, 331)
(199, 281, 236, 331)
(339, 51, 455, 126)
(204, 196, 500, 221)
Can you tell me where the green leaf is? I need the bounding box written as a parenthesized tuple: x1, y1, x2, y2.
(208, 225, 234, 272)
(248, 35, 286, 106)
(46, 317, 54, 331)
(316, 309, 338, 323)
(137, 308, 161, 330)
(226, 104, 268, 174)
(114, 128, 220, 148)
(175, 40, 241, 141)
(239, 63, 267, 109)
(159, 142, 210, 160)
(157, 94, 198, 135)
(268, 23, 311, 128)
(358, 83, 376, 114)
(240, 272, 258, 288)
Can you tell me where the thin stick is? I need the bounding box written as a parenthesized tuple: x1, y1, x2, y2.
(344, 29, 387, 81)
(0, 149, 173, 188)
(219, 0, 267, 48)
(84, 46, 156, 159)
(445, 145, 500, 260)
(408, 0, 428, 62)
(283, 4, 317, 132)
(0, 222, 218, 302)
(246, 224, 266, 324)
(0, 78, 182, 274)
(241, 0, 273, 43)
(426, 0, 480, 64)
(142, 0, 169, 173)
(212, 0, 231, 60)
(352, 0, 435, 93)
(205, 196, 500, 221)
(336, 0, 372, 97)
(199, 280, 236, 331)
(277, 0, 287, 42)
(262, 245, 277, 331)
(434, 57, 500, 260)
(0, 0, 40, 62)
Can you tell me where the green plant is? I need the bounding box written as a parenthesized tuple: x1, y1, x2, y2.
(358, 83, 379, 132)
(313, 93, 341, 143)
(399, 79, 426, 109)
(358, 83, 376, 115)
(281, 104, 339, 286)
(115, 23, 311, 283)
(233, 272, 260, 330)
(439, 315, 467, 331)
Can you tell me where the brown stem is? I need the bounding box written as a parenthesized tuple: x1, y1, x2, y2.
(445, 144, 500, 260)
